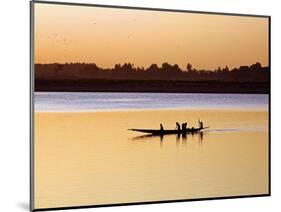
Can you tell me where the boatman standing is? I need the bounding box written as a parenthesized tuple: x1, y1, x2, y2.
(182, 122, 187, 131)
(176, 122, 181, 131)
(198, 119, 204, 129)
(160, 123, 164, 131)
(200, 121, 204, 129)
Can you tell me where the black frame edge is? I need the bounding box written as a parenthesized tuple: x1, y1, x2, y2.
(33, 0, 270, 18)
(30, 1, 35, 211)
(33, 194, 270, 212)
(268, 16, 271, 196)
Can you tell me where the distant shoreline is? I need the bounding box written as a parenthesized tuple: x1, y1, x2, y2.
(35, 79, 269, 94)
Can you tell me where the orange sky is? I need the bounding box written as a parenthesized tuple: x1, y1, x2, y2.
(34, 3, 269, 70)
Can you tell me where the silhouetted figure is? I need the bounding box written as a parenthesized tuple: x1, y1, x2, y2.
(160, 123, 164, 131)
(176, 122, 181, 131)
(198, 119, 204, 129)
(182, 122, 187, 131)
(181, 123, 184, 131)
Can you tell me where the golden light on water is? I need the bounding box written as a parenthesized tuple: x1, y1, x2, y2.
(35, 109, 268, 208)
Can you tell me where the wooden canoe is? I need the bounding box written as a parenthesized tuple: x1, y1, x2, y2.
(129, 127, 209, 135)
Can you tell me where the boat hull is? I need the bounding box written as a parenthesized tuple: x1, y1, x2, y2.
(129, 127, 208, 135)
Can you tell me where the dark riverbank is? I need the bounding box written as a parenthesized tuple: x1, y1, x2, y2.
(35, 79, 269, 94)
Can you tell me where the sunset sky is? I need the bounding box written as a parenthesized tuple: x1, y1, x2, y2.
(34, 3, 269, 70)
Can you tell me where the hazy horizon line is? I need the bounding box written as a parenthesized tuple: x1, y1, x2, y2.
(34, 61, 269, 70)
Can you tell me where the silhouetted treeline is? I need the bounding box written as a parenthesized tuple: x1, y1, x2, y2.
(35, 62, 269, 82)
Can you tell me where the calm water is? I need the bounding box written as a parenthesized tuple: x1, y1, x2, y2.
(34, 92, 269, 209)
(35, 92, 268, 112)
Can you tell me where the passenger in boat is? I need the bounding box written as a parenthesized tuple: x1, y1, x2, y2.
(176, 122, 181, 131)
(160, 123, 164, 131)
(198, 120, 204, 129)
(182, 122, 187, 131)
(181, 123, 185, 131)
(200, 121, 204, 129)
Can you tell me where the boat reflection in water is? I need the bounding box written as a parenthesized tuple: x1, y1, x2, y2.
(131, 131, 205, 145)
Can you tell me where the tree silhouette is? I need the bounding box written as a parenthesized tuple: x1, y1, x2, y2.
(147, 64, 159, 72)
(35, 61, 269, 83)
(186, 63, 192, 72)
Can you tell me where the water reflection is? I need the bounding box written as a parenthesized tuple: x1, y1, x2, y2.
(131, 131, 205, 145)
(199, 131, 203, 143)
